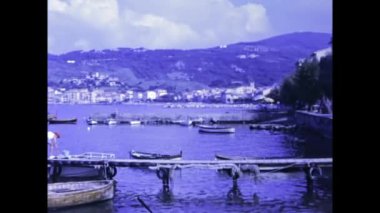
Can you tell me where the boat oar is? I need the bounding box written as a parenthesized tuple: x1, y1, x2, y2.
(137, 196, 153, 213)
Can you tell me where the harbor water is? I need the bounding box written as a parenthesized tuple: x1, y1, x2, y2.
(48, 104, 332, 213)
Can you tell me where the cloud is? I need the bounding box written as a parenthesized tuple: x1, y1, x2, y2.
(48, 0, 273, 54)
(74, 39, 90, 50)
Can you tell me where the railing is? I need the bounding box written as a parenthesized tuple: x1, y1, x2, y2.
(70, 152, 116, 159)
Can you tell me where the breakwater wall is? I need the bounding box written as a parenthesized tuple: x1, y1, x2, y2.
(295, 111, 332, 139)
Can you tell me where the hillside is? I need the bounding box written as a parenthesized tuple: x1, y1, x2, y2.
(48, 32, 331, 91)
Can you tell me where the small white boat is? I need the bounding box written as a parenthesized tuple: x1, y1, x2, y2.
(178, 120, 193, 126)
(129, 120, 141, 125)
(198, 125, 235, 134)
(107, 119, 117, 125)
(89, 120, 98, 125)
(48, 180, 115, 209)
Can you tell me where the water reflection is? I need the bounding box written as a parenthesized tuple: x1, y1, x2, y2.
(49, 200, 114, 213)
(301, 180, 318, 206)
(157, 188, 175, 203)
(226, 183, 243, 203)
(252, 193, 260, 205)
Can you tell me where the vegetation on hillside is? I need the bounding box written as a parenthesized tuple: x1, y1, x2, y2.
(278, 54, 332, 113)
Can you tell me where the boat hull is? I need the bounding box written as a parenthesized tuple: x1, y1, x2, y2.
(49, 118, 77, 124)
(130, 151, 182, 160)
(48, 180, 114, 209)
(199, 127, 235, 133)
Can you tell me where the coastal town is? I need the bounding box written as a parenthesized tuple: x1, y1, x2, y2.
(48, 72, 276, 104)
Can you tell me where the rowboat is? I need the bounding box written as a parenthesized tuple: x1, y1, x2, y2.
(130, 150, 182, 160)
(198, 125, 235, 133)
(48, 180, 115, 209)
(49, 118, 77, 124)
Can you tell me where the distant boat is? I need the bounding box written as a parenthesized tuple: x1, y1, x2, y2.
(179, 120, 193, 126)
(129, 120, 141, 125)
(130, 150, 182, 160)
(87, 119, 98, 125)
(49, 118, 77, 124)
(198, 125, 235, 133)
(173, 120, 193, 126)
(107, 119, 118, 125)
(48, 180, 115, 209)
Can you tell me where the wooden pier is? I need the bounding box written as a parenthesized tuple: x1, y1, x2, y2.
(48, 158, 332, 167)
(48, 158, 332, 191)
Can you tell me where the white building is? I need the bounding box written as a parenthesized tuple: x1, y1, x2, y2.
(156, 89, 168, 97)
(146, 91, 158, 100)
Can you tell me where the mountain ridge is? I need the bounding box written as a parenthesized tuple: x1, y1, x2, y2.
(48, 32, 331, 92)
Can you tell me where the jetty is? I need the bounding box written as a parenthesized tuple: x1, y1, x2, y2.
(48, 157, 332, 192)
(249, 124, 297, 131)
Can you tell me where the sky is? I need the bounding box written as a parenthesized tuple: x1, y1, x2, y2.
(48, 0, 332, 54)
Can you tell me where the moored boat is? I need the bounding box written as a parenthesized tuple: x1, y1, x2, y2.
(130, 150, 182, 160)
(49, 118, 77, 124)
(87, 117, 100, 125)
(198, 125, 235, 133)
(48, 180, 115, 209)
(107, 119, 118, 125)
(129, 120, 141, 125)
(179, 120, 193, 126)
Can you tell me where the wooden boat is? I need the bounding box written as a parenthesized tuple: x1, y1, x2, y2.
(130, 150, 182, 160)
(49, 118, 77, 124)
(48, 180, 115, 209)
(215, 154, 301, 172)
(198, 125, 235, 133)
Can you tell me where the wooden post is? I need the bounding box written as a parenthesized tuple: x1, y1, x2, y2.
(156, 168, 171, 192)
(304, 164, 313, 183)
(52, 164, 60, 183)
(232, 170, 240, 187)
(163, 168, 170, 192)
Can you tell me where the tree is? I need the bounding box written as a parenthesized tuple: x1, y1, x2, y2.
(280, 77, 297, 108)
(293, 59, 322, 110)
(319, 54, 333, 113)
(319, 54, 332, 99)
(267, 87, 280, 103)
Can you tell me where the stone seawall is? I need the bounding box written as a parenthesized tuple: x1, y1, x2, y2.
(295, 111, 332, 139)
